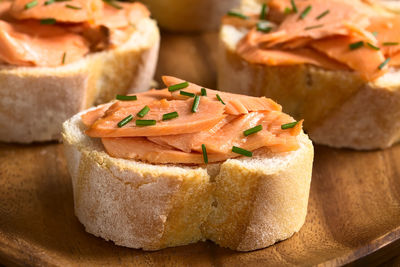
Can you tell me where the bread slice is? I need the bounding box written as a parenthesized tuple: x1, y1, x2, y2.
(0, 17, 159, 143)
(140, 0, 240, 32)
(62, 106, 314, 251)
(217, 15, 400, 150)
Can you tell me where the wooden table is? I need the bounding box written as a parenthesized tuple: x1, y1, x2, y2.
(1, 32, 400, 266)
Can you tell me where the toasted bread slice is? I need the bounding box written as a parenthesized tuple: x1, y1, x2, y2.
(0, 17, 159, 143)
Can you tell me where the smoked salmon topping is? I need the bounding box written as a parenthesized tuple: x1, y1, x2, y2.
(229, 0, 400, 80)
(0, 0, 150, 67)
(83, 77, 304, 164)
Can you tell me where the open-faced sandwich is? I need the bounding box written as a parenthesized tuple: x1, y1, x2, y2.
(0, 0, 159, 143)
(62, 76, 314, 251)
(218, 0, 400, 150)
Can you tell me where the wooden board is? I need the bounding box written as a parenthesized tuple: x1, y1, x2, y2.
(1, 32, 400, 266)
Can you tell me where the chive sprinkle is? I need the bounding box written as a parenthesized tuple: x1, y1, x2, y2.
(243, 125, 263, 136)
(191, 95, 200, 113)
(316, 9, 329, 20)
(180, 91, 195, 97)
(116, 94, 137, 101)
(162, 111, 179, 121)
(168, 82, 189, 92)
(102, 0, 123, 9)
(216, 94, 225, 105)
(257, 21, 272, 33)
(44, 0, 55, 5)
(371, 31, 378, 37)
(281, 121, 298, 129)
(201, 88, 207, 96)
(232, 146, 253, 157)
(383, 42, 399, 46)
(349, 41, 364, 50)
(284, 7, 292, 14)
(300, 5, 312, 19)
(61, 52, 66, 64)
(227, 11, 249, 20)
(291, 0, 298, 13)
(202, 144, 208, 164)
(65, 4, 81, 9)
(40, 18, 56, 24)
(117, 115, 133, 127)
(304, 24, 323, 30)
(25, 0, 38, 9)
(136, 120, 156, 126)
(378, 58, 391, 70)
(137, 105, 150, 117)
(260, 3, 268, 20)
(366, 43, 380, 50)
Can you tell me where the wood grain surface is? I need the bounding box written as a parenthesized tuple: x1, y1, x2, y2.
(1, 32, 400, 266)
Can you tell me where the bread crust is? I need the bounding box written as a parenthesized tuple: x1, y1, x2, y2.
(62, 108, 314, 251)
(0, 18, 159, 143)
(217, 25, 400, 150)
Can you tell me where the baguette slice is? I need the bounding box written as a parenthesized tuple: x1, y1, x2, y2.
(218, 19, 400, 150)
(62, 105, 314, 251)
(0, 17, 159, 143)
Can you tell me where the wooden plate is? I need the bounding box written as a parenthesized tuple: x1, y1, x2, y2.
(1, 32, 400, 266)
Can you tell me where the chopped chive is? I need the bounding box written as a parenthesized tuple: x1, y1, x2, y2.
(304, 24, 323, 30)
(216, 94, 225, 105)
(65, 4, 81, 9)
(371, 31, 378, 37)
(116, 94, 137, 101)
(383, 42, 399, 46)
(102, 0, 123, 9)
(191, 95, 200, 113)
(40, 18, 56, 24)
(281, 121, 298, 129)
(291, 0, 298, 13)
(44, 0, 55, 5)
(349, 41, 364, 50)
(227, 10, 249, 20)
(316, 9, 329, 20)
(260, 3, 268, 20)
(232, 146, 253, 157)
(378, 58, 391, 70)
(284, 7, 292, 14)
(137, 105, 150, 117)
(202, 144, 208, 164)
(257, 21, 272, 33)
(168, 81, 189, 92)
(366, 43, 380, 50)
(201, 88, 207, 96)
(136, 120, 156, 126)
(61, 52, 66, 64)
(243, 125, 263, 136)
(299, 5, 312, 19)
(117, 115, 133, 127)
(180, 91, 195, 97)
(25, 0, 38, 9)
(162, 111, 179, 121)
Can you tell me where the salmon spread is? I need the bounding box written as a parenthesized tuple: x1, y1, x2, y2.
(82, 76, 304, 164)
(223, 0, 400, 81)
(0, 0, 150, 67)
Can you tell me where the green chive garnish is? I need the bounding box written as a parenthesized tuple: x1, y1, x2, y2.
(243, 125, 263, 136)
(180, 91, 195, 97)
(372, 31, 378, 37)
(162, 111, 179, 121)
(383, 42, 399, 46)
(260, 3, 268, 20)
(168, 82, 189, 92)
(136, 120, 156, 126)
(137, 105, 150, 117)
(349, 41, 364, 50)
(65, 4, 81, 9)
(116, 95, 137, 101)
(201, 88, 207, 96)
(25, 0, 38, 9)
(304, 24, 323, 30)
(61, 52, 66, 64)
(300, 5, 312, 19)
(216, 94, 225, 105)
(191, 95, 200, 113)
(316, 9, 329, 20)
(117, 115, 133, 127)
(257, 21, 272, 33)
(227, 11, 249, 20)
(232, 146, 253, 157)
(202, 144, 208, 164)
(40, 18, 56, 24)
(44, 0, 55, 5)
(378, 58, 391, 70)
(291, 0, 298, 13)
(281, 121, 298, 129)
(284, 7, 292, 14)
(102, 0, 123, 9)
(367, 43, 380, 50)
